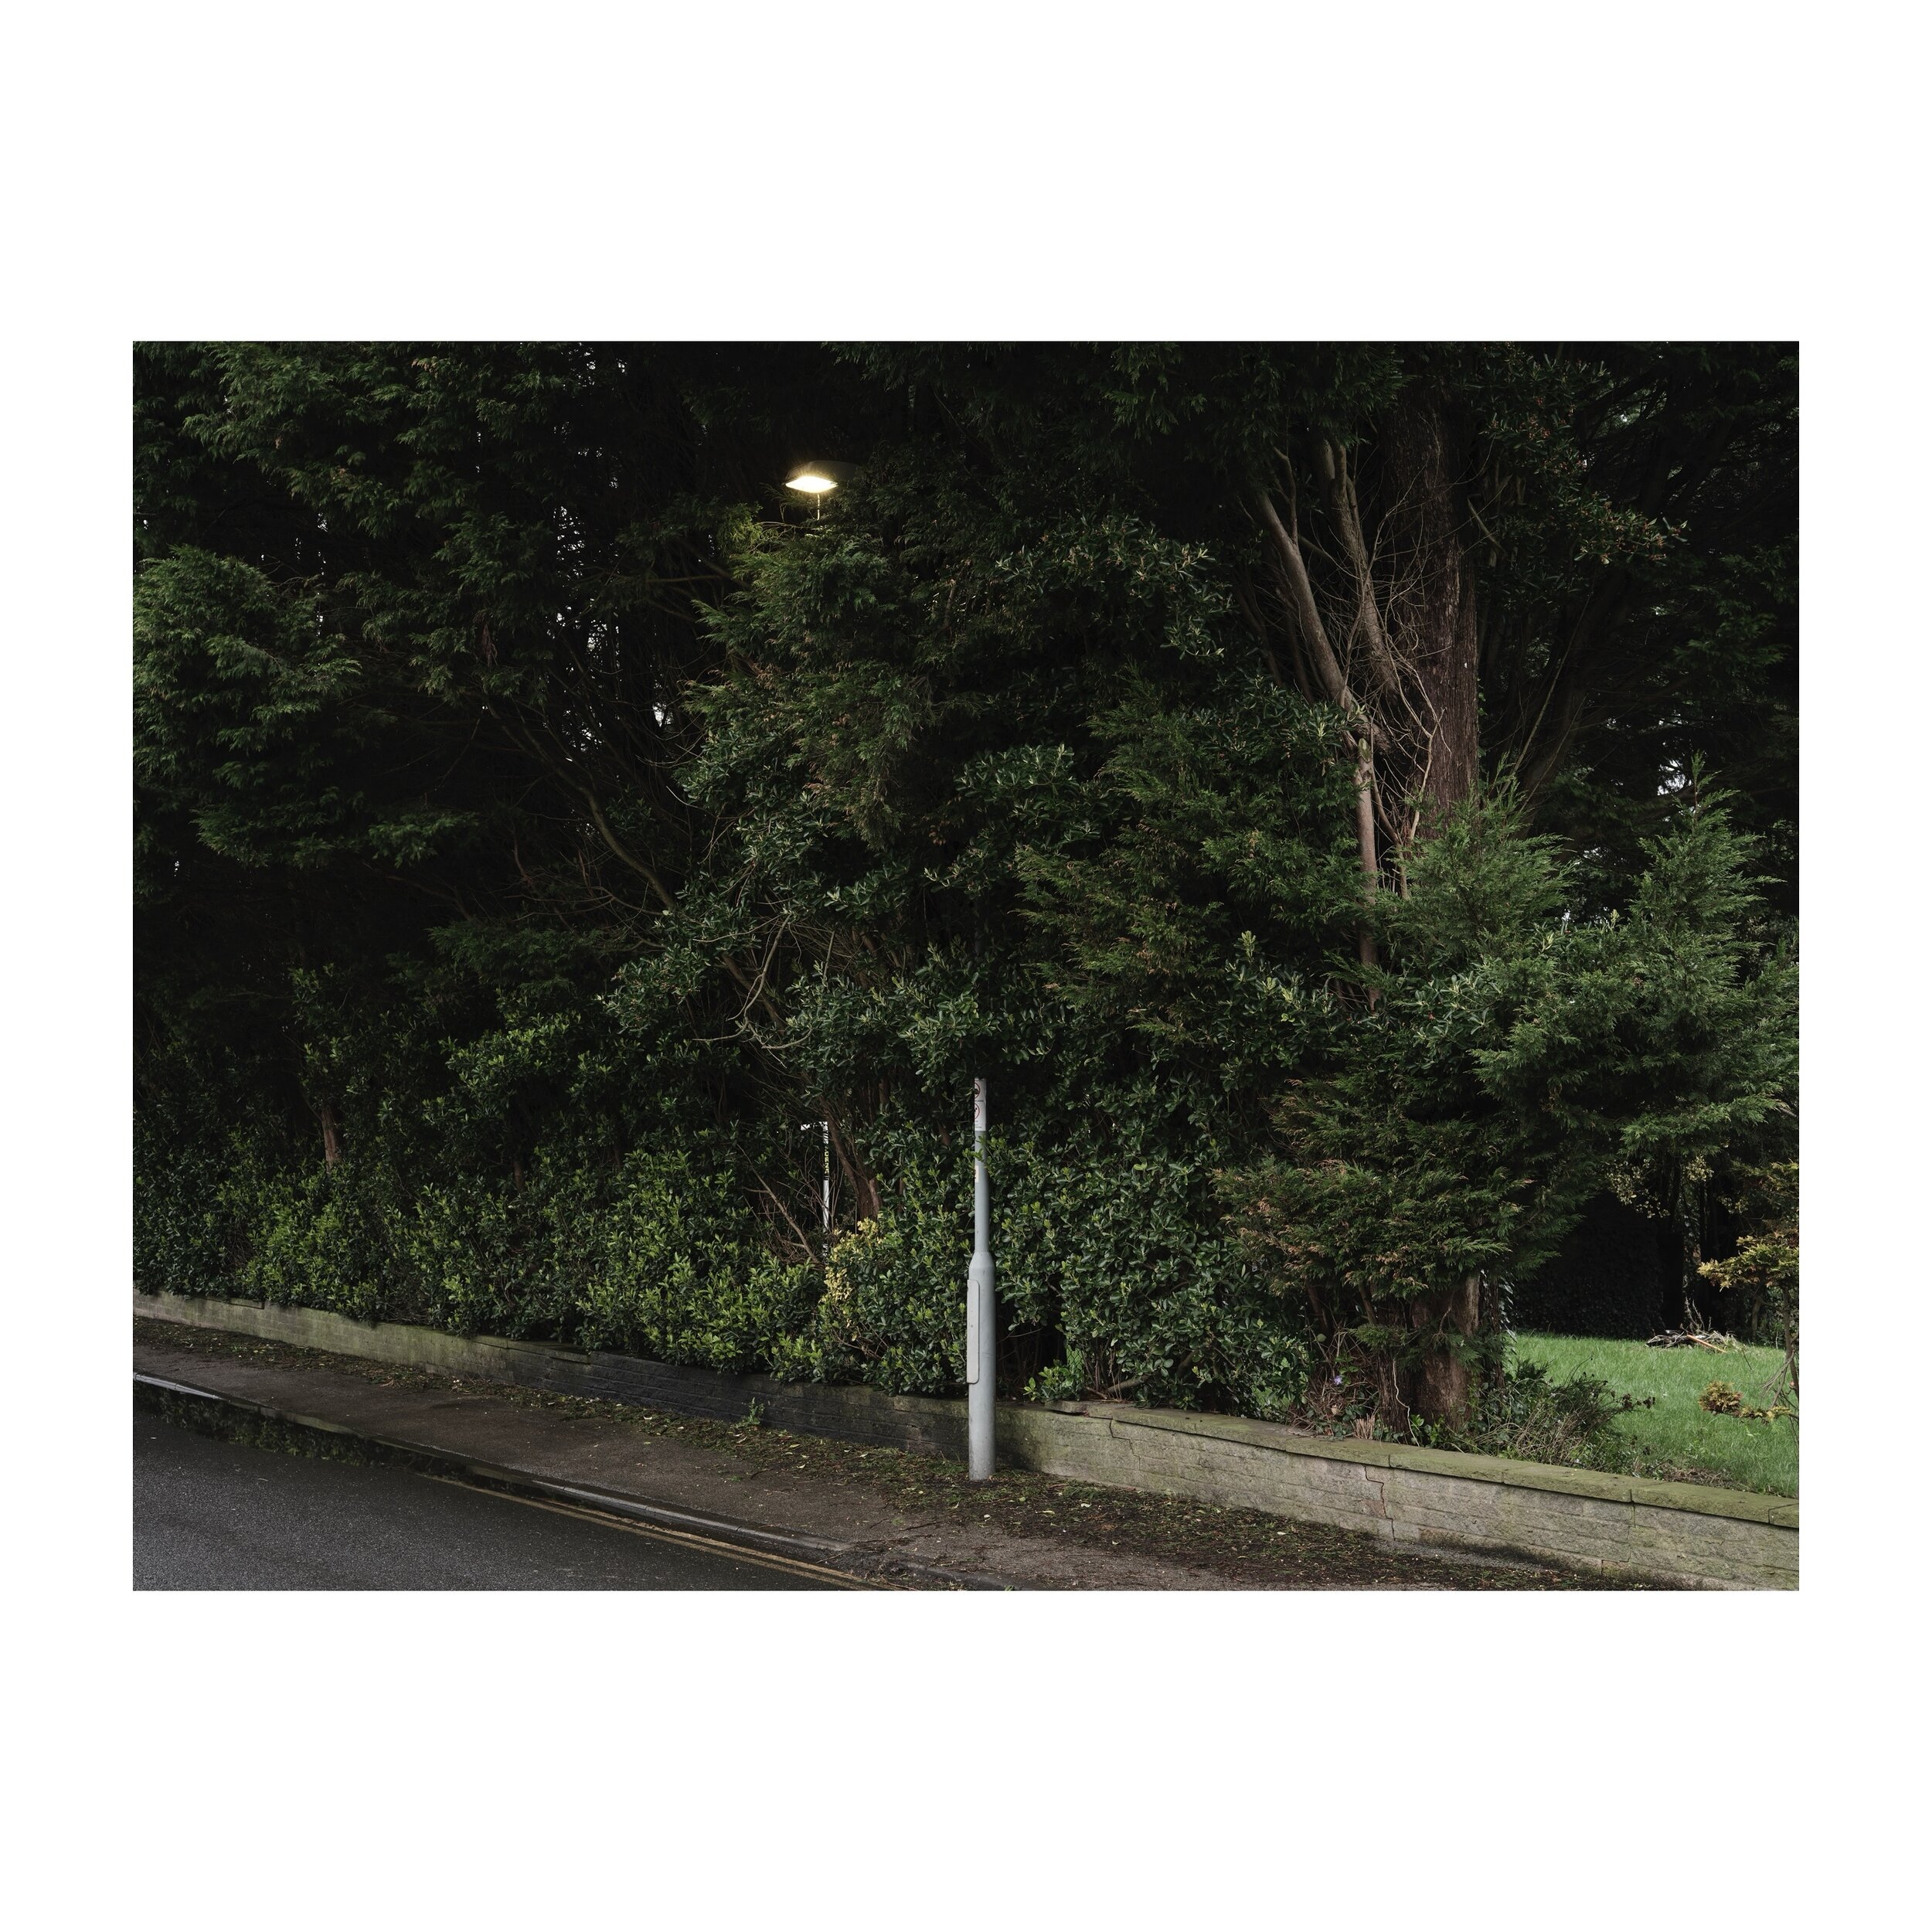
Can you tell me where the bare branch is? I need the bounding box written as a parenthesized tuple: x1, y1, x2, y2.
(1321, 438, 1405, 702)
(1256, 486, 1351, 713)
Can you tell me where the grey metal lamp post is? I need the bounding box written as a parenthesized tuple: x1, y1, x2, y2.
(967, 1076, 995, 1480)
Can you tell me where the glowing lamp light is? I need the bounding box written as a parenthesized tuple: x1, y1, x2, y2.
(784, 460, 857, 495)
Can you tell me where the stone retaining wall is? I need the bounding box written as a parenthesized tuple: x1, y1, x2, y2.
(134, 1291, 1797, 1589)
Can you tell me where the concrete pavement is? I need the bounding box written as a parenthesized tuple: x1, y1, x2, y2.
(134, 1317, 1609, 1588)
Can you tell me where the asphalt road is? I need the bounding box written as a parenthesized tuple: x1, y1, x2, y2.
(134, 1414, 838, 1590)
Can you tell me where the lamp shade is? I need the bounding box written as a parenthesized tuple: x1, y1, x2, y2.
(784, 460, 859, 495)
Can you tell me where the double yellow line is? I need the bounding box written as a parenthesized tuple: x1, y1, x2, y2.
(420, 1473, 896, 1590)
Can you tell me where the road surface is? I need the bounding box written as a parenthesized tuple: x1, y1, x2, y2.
(134, 1413, 839, 1590)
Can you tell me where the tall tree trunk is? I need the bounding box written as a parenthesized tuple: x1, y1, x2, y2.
(1379, 389, 1481, 831)
(1381, 394, 1485, 1425)
(1262, 384, 1487, 1428)
(1404, 1273, 1481, 1424)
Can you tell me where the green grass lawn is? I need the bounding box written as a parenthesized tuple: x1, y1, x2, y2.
(1510, 1332, 1798, 1498)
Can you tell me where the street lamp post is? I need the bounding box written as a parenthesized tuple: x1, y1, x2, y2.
(967, 1075, 995, 1481)
(784, 459, 852, 1264)
(781, 455, 995, 1481)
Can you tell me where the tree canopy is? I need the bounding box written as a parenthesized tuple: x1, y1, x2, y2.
(134, 342, 1797, 1423)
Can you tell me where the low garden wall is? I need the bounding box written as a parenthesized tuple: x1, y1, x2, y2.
(134, 1290, 1797, 1590)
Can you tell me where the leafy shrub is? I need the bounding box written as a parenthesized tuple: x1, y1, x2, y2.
(1697, 1377, 1792, 1423)
(133, 1109, 235, 1301)
(808, 1213, 964, 1393)
(1700, 1379, 1744, 1417)
(223, 1161, 394, 1324)
(1023, 1351, 1088, 1404)
(1414, 1359, 1647, 1475)
(804, 1112, 1316, 1413)
(573, 1147, 820, 1370)
(398, 1177, 537, 1338)
(988, 1123, 1313, 1416)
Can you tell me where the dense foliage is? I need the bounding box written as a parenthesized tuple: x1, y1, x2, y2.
(135, 342, 1798, 1426)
